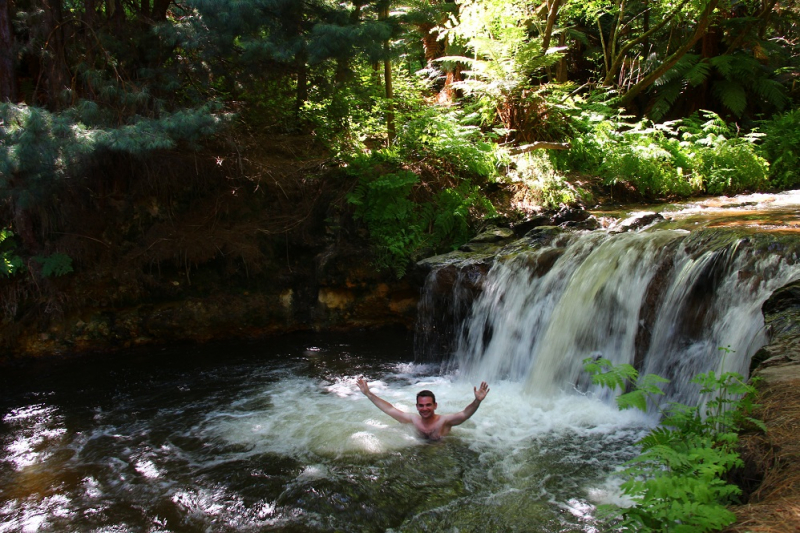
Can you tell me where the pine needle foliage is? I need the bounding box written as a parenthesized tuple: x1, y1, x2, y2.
(1, 102, 224, 199)
(583, 349, 764, 533)
(0, 101, 226, 257)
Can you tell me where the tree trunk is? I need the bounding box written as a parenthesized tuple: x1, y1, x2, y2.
(40, 0, 71, 109)
(420, 23, 444, 64)
(414, 1, 463, 104)
(616, 0, 720, 109)
(0, 0, 18, 102)
(83, 0, 96, 26)
(556, 32, 568, 82)
(151, 0, 171, 21)
(602, 0, 693, 86)
(540, 0, 563, 53)
(295, 50, 308, 114)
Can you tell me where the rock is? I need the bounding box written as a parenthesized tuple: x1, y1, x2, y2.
(551, 206, 591, 225)
(612, 212, 665, 232)
(469, 226, 515, 243)
(510, 215, 551, 235)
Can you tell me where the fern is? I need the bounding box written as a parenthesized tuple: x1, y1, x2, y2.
(756, 109, 800, 189)
(0, 229, 24, 277)
(685, 60, 712, 87)
(712, 80, 747, 117)
(649, 51, 786, 119)
(33, 253, 74, 278)
(346, 158, 495, 277)
(583, 351, 762, 533)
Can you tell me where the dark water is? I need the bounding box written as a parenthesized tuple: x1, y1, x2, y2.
(0, 331, 649, 532)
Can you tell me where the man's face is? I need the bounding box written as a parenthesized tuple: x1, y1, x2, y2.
(416, 396, 436, 419)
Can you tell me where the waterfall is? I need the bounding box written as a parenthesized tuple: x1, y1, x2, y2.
(418, 227, 800, 407)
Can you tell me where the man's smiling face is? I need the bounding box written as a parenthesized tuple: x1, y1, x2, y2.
(416, 396, 436, 419)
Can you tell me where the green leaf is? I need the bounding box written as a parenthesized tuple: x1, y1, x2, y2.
(617, 389, 648, 412)
(33, 253, 73, 277)
(712, 80, 747, 117)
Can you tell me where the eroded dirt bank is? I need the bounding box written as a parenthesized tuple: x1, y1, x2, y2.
(726, 281, 800, 533)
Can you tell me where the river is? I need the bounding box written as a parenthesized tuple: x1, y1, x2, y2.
(2, 191, 800, 532)
(0, 333, 650, 532)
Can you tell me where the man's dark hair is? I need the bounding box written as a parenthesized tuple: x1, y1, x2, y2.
(416, 390, 436, 403)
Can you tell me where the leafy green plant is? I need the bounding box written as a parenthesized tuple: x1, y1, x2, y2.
(600, 122, 694, 198)
(757, 108, 800, 190)
(347, 168, 421, 277)
(0, 229, 24, 277)
(394, 105, 502, 180)
(584, 349, 764, 532)
(346, 154, 495, 277)
(32, 253, 74, 278)
(506, 152, 590, 210)
(553, 100, 768, 198)
(648, 52, 787, 121)
(678, 112, 768, 195)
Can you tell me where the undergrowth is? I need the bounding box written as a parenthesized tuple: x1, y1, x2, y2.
(345, 152, 494, 277)
(553, 105, 769, 199)
(343, 105, 500, 278)
(584, 347, 764, 532)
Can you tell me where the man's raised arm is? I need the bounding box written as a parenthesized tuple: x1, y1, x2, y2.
(357, 378, 413, 424)
(443, 381, 490, 427)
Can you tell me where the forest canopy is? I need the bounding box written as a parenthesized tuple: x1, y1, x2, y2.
(2, 0, 800, 276)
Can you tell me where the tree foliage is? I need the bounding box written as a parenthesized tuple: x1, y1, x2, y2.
(1, 0, 799, 281)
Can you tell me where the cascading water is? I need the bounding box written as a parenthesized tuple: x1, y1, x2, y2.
(424, 223, 800, 409)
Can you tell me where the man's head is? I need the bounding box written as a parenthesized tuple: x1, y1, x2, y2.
(416, 390, 437, 418)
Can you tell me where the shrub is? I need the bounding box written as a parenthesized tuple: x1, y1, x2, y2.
(553, 103, 768, 198)
(756, 109, 800, 190)
(506, 152, 590, 210)
(394, 105, 502, 180)
(346, 155, 495, 277)
(584, 350, 764, 533)
(679, 112, 768, 195)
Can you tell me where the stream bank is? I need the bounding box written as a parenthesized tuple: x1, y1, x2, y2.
(726, 281, 800, 533)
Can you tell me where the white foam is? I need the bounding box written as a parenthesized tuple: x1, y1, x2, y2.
(204, 375, 652, 470)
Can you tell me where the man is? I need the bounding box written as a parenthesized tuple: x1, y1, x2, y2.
(356, 378, 490, 440)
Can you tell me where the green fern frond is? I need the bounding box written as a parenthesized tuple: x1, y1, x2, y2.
(751, 77, 788, 109)
(709, 54, 735, 78)
(728, 53, 761, 79)
(655, 54, 700, 87)
(685, 60, 712, 87)
(637, 426, 679, 451)
(712, 80, 747, 116)
(649, 79, 685, 121)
